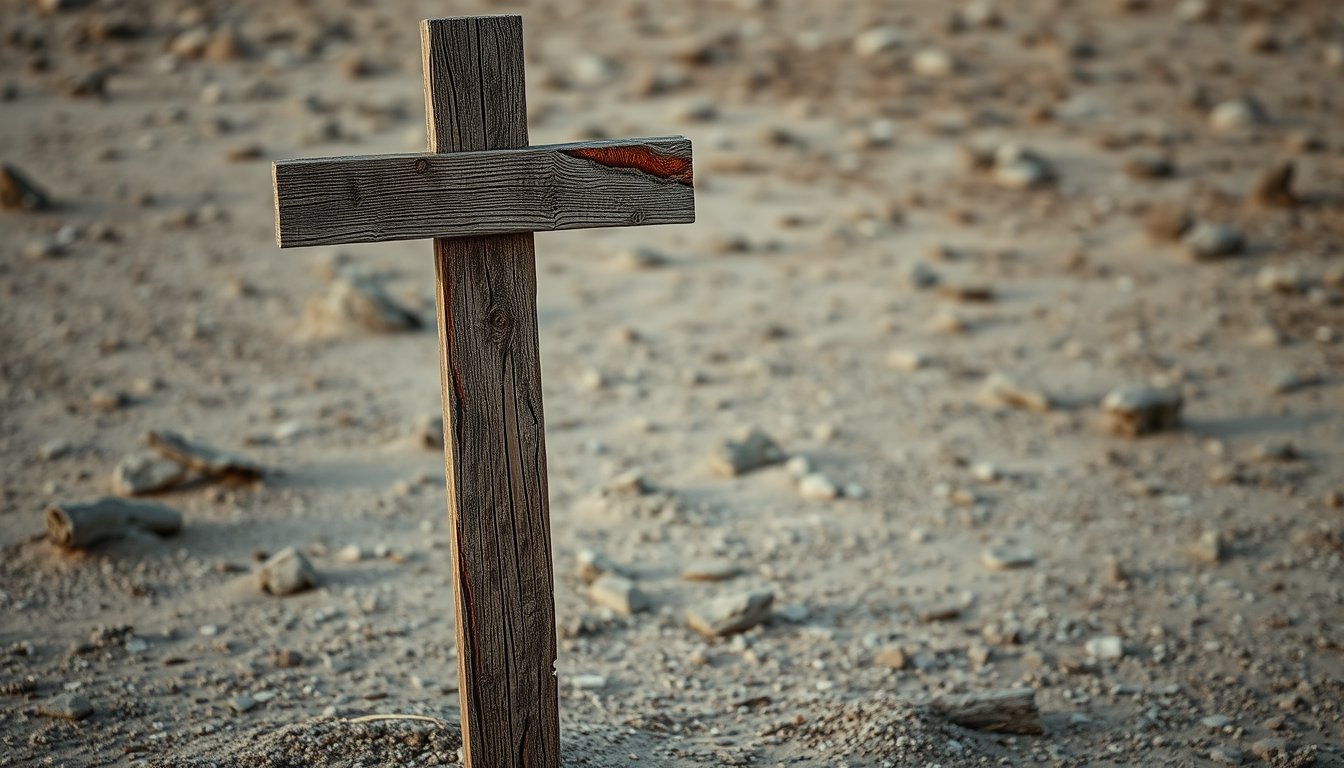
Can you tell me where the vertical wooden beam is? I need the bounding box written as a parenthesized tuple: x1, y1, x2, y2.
(422, 15, 560, 767)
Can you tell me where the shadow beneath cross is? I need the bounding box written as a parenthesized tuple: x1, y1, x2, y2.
(1181, 411, 1332, 439)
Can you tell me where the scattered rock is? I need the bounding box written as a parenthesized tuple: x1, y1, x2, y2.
(1101, 385, 1182, 436)
(853, 27, 902, 58)
(1182, 223, 1244, 260)
(709, 427, 785, 476)
(980, 372, 1051, 412)
(1250, 739, 1287, 760)
(38, 438, 72, 461)
(911, 49, 956, 77)
(669, 97, 716, 123)
(1269, 368, 1316, 394)
(256, 547, 318, 596)
(1200, 715, 1231, 729)
(1187, 530, 1226, 564)
(337, 544, 365, 563)
(1256, 266, 1305, 295)
(613, 246, 667, 270)
(415, 414, 444, 448)
(873, 647, 907, 669)
(929, 688, 1042, 735)
(1, 164, 51, 210)
(270, 649, 302, 668)
(112, 451, 188, 496)
(228, 694, 257, 713)
(980, 547, 1036, 570)
(1144, 205, 1192, 242)
(570, 674, 607, 690)
(300, 275, 421, 337)
(145, 430, 264, 480)
(886, 350, 929, 371)
(905, 261, 941, 289)
(1248, 161, 1295, 208)
(38, 693, 92, 720)
(686, 589, 774, 638)
(1208, 746, 1243, 765)
(681, 558, 739, 582)
(1084, 636, 1125, 660)
(1123, 152, 1174, 179)
(46, 498, 182, 549)
(587, 574, 649, 616)
(798, 472, 839, 501)
(1208, 97, 1266, 132)
(918, 606, 961, 623)
(993, 145, 1055, 190)
(576, 549, 629, 584)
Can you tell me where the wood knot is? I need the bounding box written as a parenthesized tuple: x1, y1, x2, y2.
(414, 158, 429, 174)
(486, 305, 514, 345)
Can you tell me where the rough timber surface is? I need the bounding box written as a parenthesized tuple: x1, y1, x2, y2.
(272, 137, 695, 248)
(423, 14, 561, 768)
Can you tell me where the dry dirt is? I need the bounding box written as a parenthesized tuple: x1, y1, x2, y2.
(2, 0, 1344, 766)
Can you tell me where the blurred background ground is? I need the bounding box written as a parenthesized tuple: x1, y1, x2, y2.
(1, 0, 1343, 765)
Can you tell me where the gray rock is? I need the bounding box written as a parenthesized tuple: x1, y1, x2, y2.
(38, 693, 92, 720)
(587, 574, 649, 616)
(906, 261, 941, 289)
(1101, 385, 1182, 436)
(415, 414, 444, 448)
(1123, 152, 1174, 179)
(256, 547, 318, 596)
(1183, 223, 1244, 260)
(112, 451, 189, 496)
(228, 694, 257, 713)
(38, 439, 73, 460)
(681, 558, 740, 582)
(687, 589, 774, 638)
(798, 472, 839, 501)
(1270, 368, 1316, 394)
(980, 547, 1036, 570)
(576, 549, 630, 584)
(1200, 715, 1231, 729)
(709, 428, 785, 476)
(300, 275, 421, 337)
(146, 430, 264, 480)
(1208, 746, 1243, 765)
(1187, 530, 1226, 564)
(1084, 636, 1125, 661)
(993, 145, 1054, 190)
(980, 373, 1051, 412)
(1208, 97, 1265, 132)
(1250, 739, 1287, 760)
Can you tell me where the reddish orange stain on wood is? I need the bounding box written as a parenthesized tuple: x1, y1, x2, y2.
(562, 145, 693, 186)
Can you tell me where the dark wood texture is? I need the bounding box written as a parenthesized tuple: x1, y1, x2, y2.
(272, 137, 694, 247)
(423, 15, 560, 767)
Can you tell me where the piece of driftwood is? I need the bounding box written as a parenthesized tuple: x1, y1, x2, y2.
(46, 498, 183, 549)
(273, 136, 694, 247)
(929, 687, 1043, 735)
(145, 430, 264, 479)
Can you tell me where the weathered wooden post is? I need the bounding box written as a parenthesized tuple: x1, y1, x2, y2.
(271, 15, 695, 766)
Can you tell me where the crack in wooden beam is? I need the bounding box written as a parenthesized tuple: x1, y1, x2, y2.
(560, 144, 694, 186)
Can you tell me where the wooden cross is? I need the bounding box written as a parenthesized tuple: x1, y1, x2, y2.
(271, 15, 694, 767)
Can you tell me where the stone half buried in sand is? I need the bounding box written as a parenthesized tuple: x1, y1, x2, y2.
(145, 430, 264, 480)
(46, 497, 183, 549)
(686, 588, 774, 638)
(299, 274, 421, 338)
(586, 573, 650, 616)
(1101, 385, 1183, 437)
(709, 427, 785, 476)
(256, 546, 318, 596)
(112, 450, 189, 496)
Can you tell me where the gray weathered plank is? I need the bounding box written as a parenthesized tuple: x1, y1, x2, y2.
(423, 15, 561, 768)
(272, 137, 694, 247)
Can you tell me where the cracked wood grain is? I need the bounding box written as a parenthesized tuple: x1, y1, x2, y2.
(424, 15, 560, 768)
(272, 137, 694, 248)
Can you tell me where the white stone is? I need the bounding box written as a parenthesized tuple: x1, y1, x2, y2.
(1084, 635, 1125, 660)
(799, 472, 839, 501)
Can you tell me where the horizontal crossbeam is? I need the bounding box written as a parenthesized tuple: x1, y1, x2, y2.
(273, 136, 694, 248)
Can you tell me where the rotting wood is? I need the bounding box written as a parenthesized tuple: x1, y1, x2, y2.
(929, 687, 1044, 735)
(273, 136, 694, 247)
(46, 498, 182, 549)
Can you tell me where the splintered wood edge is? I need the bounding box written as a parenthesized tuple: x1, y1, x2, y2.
(272, 136, 695, 248)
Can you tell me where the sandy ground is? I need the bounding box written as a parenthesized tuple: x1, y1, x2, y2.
(2, 0, 1344, 766)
